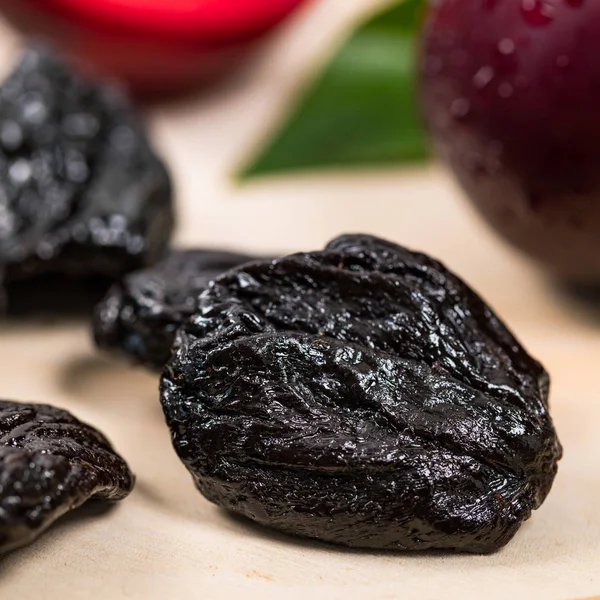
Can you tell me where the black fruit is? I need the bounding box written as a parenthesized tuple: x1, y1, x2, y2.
(0, 47, 173, 311)
(161, 234, 561, 554)
(93, 249, 265, 369)
(0, 401, 134, 554)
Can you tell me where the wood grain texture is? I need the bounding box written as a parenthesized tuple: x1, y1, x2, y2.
(0, 2, 599, 598)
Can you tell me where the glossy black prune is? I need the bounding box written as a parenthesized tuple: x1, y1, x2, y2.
(0, 47, 173, 309)
(0, 401, 134, 554)
(161, 234, 562, 554)
(93, 249, 264, 369)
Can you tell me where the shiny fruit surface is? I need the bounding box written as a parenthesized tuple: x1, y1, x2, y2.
(420, 0, 600, 281)
(0, 0, 306, 97)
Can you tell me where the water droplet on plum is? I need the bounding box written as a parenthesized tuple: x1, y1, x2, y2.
(521, 0, 555, 25)
(473, 65, 495, 89)
(450, 98, 471, 119)
(498, 38, 516, 55)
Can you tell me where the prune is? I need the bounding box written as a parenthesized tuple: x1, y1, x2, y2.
(0, 401, 134, 554)
(93, 249, 265, 369)
(161, 234, 562, 554)
(0, 46, 173, 308)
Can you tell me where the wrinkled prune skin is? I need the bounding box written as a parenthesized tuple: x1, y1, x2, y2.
(0, 47, 173, 308)
(161, 234, 562, 554)
(93, 249, 264, 369)
(0, 401, 134, 554)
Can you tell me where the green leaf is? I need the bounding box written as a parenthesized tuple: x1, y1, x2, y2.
(239, 0, 429, 179)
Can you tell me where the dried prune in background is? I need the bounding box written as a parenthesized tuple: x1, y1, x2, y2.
(0, 47, 173, 310)
(161, 234, 562, 554)
(93, 249, 265, 370)
(0, 401, 134, 554)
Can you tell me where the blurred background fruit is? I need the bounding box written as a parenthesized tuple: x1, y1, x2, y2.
(11, 0, 600, 284)
(0, 0, 307, 97)
(420, 0, 600, 282)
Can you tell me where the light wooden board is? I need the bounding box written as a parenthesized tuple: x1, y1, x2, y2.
(0, 3, 599, 598)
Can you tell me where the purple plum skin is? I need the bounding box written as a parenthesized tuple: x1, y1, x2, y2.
(420, 0, 600, 281)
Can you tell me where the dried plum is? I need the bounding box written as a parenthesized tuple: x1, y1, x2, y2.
(93, 249, 264, 369)
(0, 47, 173, 309)
(0, 401, 134, 554)
(161, 234, 562, 553)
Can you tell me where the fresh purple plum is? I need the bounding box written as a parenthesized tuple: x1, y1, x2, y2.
(420, 0, 600, 281)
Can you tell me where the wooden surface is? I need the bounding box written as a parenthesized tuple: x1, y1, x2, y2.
(1, 2, 600, 598)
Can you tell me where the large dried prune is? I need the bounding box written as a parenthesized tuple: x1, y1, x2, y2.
(93, 249, 264, 369)
(161, 234, 562, 554)
(0, 47, 173, 309)
(0, 401, 134, 554)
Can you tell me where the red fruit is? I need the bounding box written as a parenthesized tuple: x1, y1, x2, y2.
(420, 0, 600, 281)
(0, 0, 306, 97)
